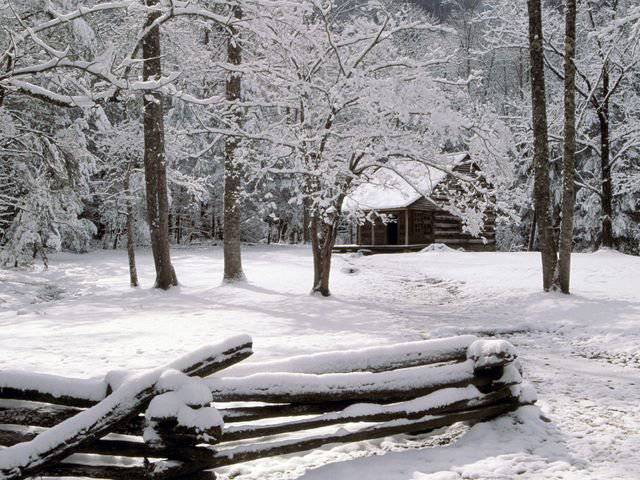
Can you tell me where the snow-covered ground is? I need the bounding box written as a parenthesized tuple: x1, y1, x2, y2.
(0, 245, 638, 479)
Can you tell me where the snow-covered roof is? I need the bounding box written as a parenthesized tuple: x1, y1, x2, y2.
(344, 152, 470, 211)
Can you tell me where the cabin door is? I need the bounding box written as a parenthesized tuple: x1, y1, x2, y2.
(386, 220, 399, 245)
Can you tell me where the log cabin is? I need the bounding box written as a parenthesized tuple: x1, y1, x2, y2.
(340, 153, 495, 253)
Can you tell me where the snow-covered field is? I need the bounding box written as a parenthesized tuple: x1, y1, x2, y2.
(1, 245, 639, 479)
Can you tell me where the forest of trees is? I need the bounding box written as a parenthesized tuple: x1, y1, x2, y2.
(0, 0, 638, 295)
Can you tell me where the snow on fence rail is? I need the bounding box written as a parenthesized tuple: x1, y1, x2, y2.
(0, 335, 535, 480)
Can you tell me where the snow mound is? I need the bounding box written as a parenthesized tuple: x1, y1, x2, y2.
(420, 243, 458, 253)
(511, 381, 538, 404)
(145, 373, 222, 444)
(413, 472, 460, 480)
(590, 247, 627, 257)
(467, 339, 517, 370)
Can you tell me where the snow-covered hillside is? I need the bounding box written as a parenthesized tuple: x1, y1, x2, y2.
(0, 246, 638, 479)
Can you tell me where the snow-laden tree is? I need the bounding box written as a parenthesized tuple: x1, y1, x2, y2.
(471, 0, 640, 255)
(543, 0, 640, 251)
(0, 105, 96, 267)
(234, 1, 488, 296)
(0, 0, 244, 285)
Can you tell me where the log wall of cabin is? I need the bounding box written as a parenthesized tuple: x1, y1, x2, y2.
(409, 210, 434, 244)
(357, 210, 409, 245)
(358, 221, 370, 245)
(374, 219, 386, 245)
(423, 160, 496, 251)
(430, 208, 496, 251)
(352, 159, 496, 249)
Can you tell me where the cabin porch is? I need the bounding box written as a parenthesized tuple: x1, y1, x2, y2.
(334, 206, 495, 254)
(356, 208, 434, 246)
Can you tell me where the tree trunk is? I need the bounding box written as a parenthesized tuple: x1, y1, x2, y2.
(527, 210, 537, 251)
(310, 215, 338, 297)
(124, 168, 139, 288)
(599, 65, 613, 249)
(176, 213, 182, 245)
(527, 0, 558, 291)
(302, 203, 310, 244)
(142, 0, 177, 290)
(555, 0, 577, 293)
(223, 5, 245, 283)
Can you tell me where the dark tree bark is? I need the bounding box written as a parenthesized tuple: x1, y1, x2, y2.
(527, 0, 558, 291)
(598, 66, 613, 249)
(142, 0, 177, 289)
(176, 212, 182, 245)
(310, 208, 341, 297)
(124, 168, 139, 288)
(555, 0, 577, 293)
(112, 231, 120, 250)
(223, 4, 246, 283)
(582, 2, 615, 249)
(527, 210, 537, 251)
(302, 203, 310, 244)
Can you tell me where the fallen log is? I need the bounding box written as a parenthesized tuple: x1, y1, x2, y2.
(43, 459, 218, 480)
(43, 463, 145, 479)
(0, 425, 165, 458)
(214, 402, 522, 466)
(206, 358, 511, 404)
(32, 395, 530, 479)
(0, 400, 83, 429)
(0, 337, 252, 408)
(221, 385, 517, 441)
(148, 416, 224, 446)
(0, 373, 107, 408)
(0, 335, 252, 480)
(0, 400, 344, 432)
(144, 401, 523, 479)
(0, 385, 521, 454)
(0, 335, 533, 480)
(220, 402, 351, 422)
(223, 335, 477, 377)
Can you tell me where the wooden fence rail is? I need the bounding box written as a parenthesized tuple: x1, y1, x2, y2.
(0, 334, 535, 480)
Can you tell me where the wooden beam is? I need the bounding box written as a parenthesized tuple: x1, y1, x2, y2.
(27, 394, 528, 479)
(371, 219, 375, 245)
(0, 400, 83, 429)
(213, 402, 522, 468)
(0, 424, 171, 458)
(42, 462, 146, 479)
(0, 337, 252, 480)
(225, 335, 476, 376)
(404, 209, 409, 245)
(222, 386, 517, 441)
(0, 373, 107, 409)
(207, 359, 511, 404)
(0, 339, 253, 408)
(143, 400, 525, 479)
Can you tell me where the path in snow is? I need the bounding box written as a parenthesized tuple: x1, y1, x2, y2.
(0, 246, 638, 479)
(338, 250, 640, 479)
